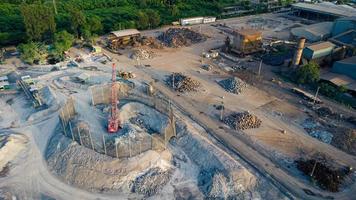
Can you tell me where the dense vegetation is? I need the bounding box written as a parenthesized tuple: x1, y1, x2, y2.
(0, 0, 246, 47)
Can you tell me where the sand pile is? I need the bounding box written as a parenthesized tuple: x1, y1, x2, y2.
(166, 73, 201, 92)
(218, 77, 247, 94)
(224, 112, 262, 130)
(158, 28, 206, 48)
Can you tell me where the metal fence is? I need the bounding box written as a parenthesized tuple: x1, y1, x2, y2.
(58, 82, 176, 159)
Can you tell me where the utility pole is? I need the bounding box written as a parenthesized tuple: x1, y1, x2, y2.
(310, 160, 317, 177)
(258, 60, 262, 77)
(313, 86, 320, 105)
(220, 96, 224, 121)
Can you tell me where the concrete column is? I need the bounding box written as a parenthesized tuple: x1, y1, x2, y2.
(292, 38, 306, 67)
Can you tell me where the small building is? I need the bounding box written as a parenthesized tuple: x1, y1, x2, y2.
(180, 17, 204, 26)
(291, 2, 356, 21)
(291, 22, 333, 42)
(302, 41, 336, 62)
(108, 29, 141, 50)
(203, 17, 216, 24)
(179, 17, 216, 26)
(332, 56, 356, 79)
(231, 29, 263, 55)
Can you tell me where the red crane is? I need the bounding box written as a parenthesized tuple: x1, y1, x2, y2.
(108, 63, 120, 133)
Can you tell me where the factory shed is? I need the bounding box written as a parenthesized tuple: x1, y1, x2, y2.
(320, 72, 356, 93)
(291, 22, 333, 42)
(329, 30, 356, 49)
(303, 41, 336, 61)
(232, 29, 263, 55)
(108, 29, 141, 50)
(331, 16, 356, 36)
(292, 2, 356, 20)
(332, 56, 356, 79)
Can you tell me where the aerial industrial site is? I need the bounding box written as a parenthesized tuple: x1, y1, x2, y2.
(0, 1, 355, 200)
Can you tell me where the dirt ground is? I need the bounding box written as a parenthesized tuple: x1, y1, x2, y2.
(0, 12, 355, 199)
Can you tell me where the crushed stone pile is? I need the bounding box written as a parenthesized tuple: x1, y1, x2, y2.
(295, 154, 352, 192)
(130, 167, 172, 198)
(166, 73, 201, 92)
(158, 28, 206, 47)
(302, 118, 333, 144)
(218, 77, 247, 94)
(131, 49, 155, 60)
(224, 112, 262, 130)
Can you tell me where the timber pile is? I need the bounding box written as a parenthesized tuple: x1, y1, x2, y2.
(295, 154, 352, 192)
(158, 28, 206, 47)
(218, 77, 247, 94)
(224, 111, 262, 130)
(166, 73, 201, 92)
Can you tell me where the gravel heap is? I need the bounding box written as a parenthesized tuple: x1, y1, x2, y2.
(130, 167, 173, 198)
(158, 28, 206, 47)
(131, 49, 155, 60)
(218, 77, 247, 94)
(224, 112, 262, 130)
(166, 73, 201, 92)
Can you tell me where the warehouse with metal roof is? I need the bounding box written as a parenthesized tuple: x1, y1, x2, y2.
(292, 2, 356, 20)
(291, 22, 334, 42)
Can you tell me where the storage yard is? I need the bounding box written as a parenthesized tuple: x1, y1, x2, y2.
(0, 8, 355, 200)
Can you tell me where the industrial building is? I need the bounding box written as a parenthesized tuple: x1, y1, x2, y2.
(231, 29, 263, 55)
(179, 17, 216, 26)
(108, 29, 141, 50)
(302, 41, 336, 63)
(330, 30, 356, 51)
(332, 56, 356, 79)
(291, 22, 334, 42)
(291, 2, 356, 21)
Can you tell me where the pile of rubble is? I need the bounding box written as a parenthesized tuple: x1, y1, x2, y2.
(158, 28, 206, 48)
(331, 127, 356, 156)
(130, 167, 173, 198)
(224, 111, 262, 130)
(166, 73, 201, 92)
(218, 77, 247, 94)
(131, 49, 155, 60)
(295, 154, 352, 192)
(139, 36, 164, 49)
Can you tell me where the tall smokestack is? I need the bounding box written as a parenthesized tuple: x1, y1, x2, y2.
(292, 38, 306, 67)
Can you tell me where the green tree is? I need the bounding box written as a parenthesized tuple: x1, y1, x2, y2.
(136, 11, 149, 29)
(18, 42, 46, 65)
(296, 62, 320, 84)
(69, 7, 86, 38)
(20, 3, 56, 41)
(86, 16, 103, 34)
(146, 9, 160, 28)
(53, 30, 74, 54)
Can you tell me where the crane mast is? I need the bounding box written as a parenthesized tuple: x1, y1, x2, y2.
(108, 63, 120, 133)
